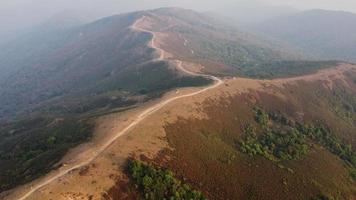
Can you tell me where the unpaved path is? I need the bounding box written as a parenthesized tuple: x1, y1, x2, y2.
(15, 15, 223, 200)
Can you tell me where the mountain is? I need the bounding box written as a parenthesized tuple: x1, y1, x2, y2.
(0, 8, 214, 192)
(141, 8, 307, 76)
(251, 9, 356, 62)
(0, 11, 148, 118)
(0, 10, 211, 120)
(0, 7, 308, 120)
(1, 7, 355, 199)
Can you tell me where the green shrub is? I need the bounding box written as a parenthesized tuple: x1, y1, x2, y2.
(296, 123, 356, 179)
(239, 125, 308, 161)
(253, 107, 269, 127)
(127, 159, 206, 200)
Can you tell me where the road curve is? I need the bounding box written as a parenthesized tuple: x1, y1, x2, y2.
(16, 15, 222, 200)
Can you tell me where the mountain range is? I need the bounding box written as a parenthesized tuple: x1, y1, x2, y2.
(0, 7, 355, 200)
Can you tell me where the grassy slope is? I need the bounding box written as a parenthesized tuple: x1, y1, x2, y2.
(158, 71, 356, 199)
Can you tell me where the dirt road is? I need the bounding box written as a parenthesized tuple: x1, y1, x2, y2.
(16, 15, 223, 200)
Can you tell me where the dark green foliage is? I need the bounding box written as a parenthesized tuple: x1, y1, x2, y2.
(296, 124, 356, 178)
(239, 125, 308, 161)
(245, 107, 356, 179)
(101, 61, 212, 96)
(253, 107, 269, 127)
(127, 159, 206, 200)
(0, 117, 93, 192)
(261, 129, 309, 161)
(240, 107, 309, 161)
(37, 61, 211, 116)
(239, 125, 267, 157)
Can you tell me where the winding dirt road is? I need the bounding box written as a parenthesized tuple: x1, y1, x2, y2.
(16, 15, 223, 200)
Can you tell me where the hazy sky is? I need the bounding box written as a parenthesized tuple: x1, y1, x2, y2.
(1, 0, 356, 34)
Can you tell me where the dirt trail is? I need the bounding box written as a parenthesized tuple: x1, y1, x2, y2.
(15, 15, 222, 200)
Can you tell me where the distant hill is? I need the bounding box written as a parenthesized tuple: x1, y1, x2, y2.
(251, 9, 356, 62)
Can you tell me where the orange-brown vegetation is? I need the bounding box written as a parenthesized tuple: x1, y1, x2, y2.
(97, 64, 356, 200)
(150, 65, 355, 200)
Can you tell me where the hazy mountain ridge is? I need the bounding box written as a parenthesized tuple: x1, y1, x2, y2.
(143, 8, 306, 76)
(251, 9, 356, 62)
(0, 11, 190, 118)
(0, 11, 153, 118)
(0, 7, 307, 119)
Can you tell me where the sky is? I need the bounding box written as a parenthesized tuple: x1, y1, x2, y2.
(1, 0, 356, 35)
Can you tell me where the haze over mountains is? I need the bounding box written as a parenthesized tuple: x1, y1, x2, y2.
(0, 9, 216, 120)
(0, 7, 307, 120)
(251, 9, 356, 62)
(0, 4, 355, 200)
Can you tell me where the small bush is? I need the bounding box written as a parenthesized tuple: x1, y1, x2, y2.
(127, 159, 206, 200)
(239, 125, 308, 161)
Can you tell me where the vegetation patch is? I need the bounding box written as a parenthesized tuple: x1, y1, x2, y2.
(240, 107, 309, 161)
(241, 106, 356, 179)
(127, 159, 206, 200)
(297, 124, 356, 179)
(0, 117, 93, 192)
(239, 125, 309, 161)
